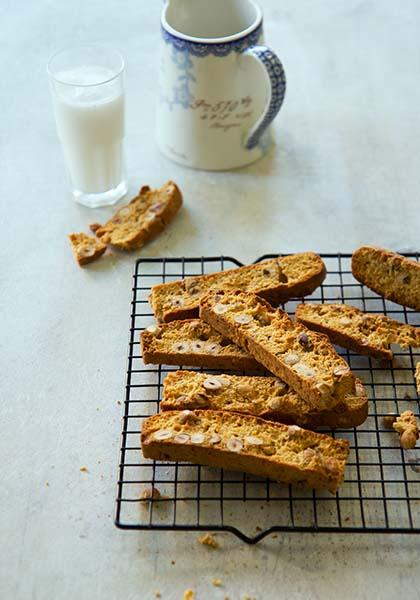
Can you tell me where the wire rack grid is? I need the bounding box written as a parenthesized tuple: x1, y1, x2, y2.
(115, 253, 420, 544)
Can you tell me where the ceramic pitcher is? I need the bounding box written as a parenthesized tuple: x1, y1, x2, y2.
(157, 0, 286, 170)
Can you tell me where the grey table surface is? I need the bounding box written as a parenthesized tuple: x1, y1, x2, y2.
(2, 1, 420, 599)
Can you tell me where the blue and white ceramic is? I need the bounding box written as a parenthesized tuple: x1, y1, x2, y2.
(157, 0, 286, 170)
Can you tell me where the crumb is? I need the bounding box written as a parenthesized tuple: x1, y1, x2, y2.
(344, 516, 350, 522)
(45, 481, 49, 487)
(117, 400, 121, 405)
(271, 534, 278, 539)
(171, 560, 175, 565)
(198, 533, 219, 548)
(255, 526, 262, 531)
(212, 579, 222, 587)
(141, 487, 161, 500)
(243, 596, 256, 600)
(260, 505, 264, 510)
(79, 466, 88, 473)
(183, 590, 194, 600)
(154, 593, 161, 599)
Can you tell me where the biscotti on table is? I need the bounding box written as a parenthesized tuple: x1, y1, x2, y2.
(296, 303, 420, 360)
(68, 232, 107, 266)
(141, 410, 349, 493)
(352, 246, 420, 311)
(161, 370, 368, 429)
(90, 180, 182, 250)
(141, 319, 262, 371)
(149, 252, 326, 322)
(199, 290, 356, 410)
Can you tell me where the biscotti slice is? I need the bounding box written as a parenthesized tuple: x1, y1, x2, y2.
(68, 232, 107, 266)
(200, 290, 356, 410)
(352, 246, 420, 311)
(296, 303, 420, 360)
(149, 253, 326, 322)
(141, 410, 350, 493)
(161, 371, 368, 429)
(91, 180, 182, 250)
(141, 319, 262, 371)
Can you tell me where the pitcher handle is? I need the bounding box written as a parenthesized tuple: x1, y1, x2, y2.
(240, 45, 286, 150)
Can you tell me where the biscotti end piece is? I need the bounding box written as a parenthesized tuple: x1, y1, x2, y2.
(141, 410, 350, 493)
(141, 319, 262, 371)
(161, 370, 368, 429)
(92, 180, 182, 250)
(68, 232, 107, 266)
(393, 411, 419, 449)
(149, 253, 326, 323)
(352, 246, 420, 311)
(296, 303, 420, 360)
(200, 290, 356, 410)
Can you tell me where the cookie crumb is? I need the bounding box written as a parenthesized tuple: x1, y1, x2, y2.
(171, 560, 176, 565)
(154, 592, 161, 599)
(79, 466, 88, 473)
(183, 590, 195, 600)
(243, 596, 256, 600)
(198, 533, 219, 548)
(212, 579, 222, 587)
(255, 526, 262, 531)
(45, 481, 49, 487)
(141, 486, 161, 500)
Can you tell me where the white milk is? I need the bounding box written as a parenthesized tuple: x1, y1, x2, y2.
(52, 66, 124, 193)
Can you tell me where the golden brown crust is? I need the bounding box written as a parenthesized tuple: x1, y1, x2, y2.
(149, 253, 326, 322)
(296, 303, 420, 360)
(199, 290, 356, 410)
(91, 180, 182, 250)
(68, 232, 107, 266)
(141, 319, 262, 371)
(352, 246, 420, 311)
(161, 370, 368, 429)
(141, 410, 349, 493)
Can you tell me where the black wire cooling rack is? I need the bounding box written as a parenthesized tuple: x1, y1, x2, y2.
(115, 254, 420, 543)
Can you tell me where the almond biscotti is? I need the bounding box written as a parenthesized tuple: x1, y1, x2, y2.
(91, 180, 182, 250)
(68, 232, 107, 266)
(161, 371, 368, 429)
(352, 246, 420, 311)
(200, 291, 356, 410)
(149, 253, 326, 322)
(141, 319, 262, 371)
(141, 410, 350, 493)
(296, 303, 420, 360)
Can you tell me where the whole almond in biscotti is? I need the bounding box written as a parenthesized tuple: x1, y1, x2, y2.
(149, 253, 326, 322)
(296, 303, 420, 360)
(199, 290, 357, 411)
(141, 410, 350, 494)
(141, 319, 263, 371)
(161, 370, 368, 429)
(68, 232, 107, 266)
(352, 246, 420, 311)
(91, 180, 182, 250)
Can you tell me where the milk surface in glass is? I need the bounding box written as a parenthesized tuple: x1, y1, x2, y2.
(52, 65, 124, 195)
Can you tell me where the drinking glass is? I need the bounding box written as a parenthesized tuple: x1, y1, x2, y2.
(48, 45, 127, 208)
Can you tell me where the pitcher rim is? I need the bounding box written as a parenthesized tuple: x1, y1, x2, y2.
(161, 0, 263, 44)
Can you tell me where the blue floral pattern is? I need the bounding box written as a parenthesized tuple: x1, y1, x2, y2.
(161, 23, 263, 56)
(161, 46, 196, 109)
(243, 46, 286, 149)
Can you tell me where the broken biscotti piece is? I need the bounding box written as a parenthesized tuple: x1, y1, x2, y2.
(91, 180, 182, 250)
(149, 253, 326, 322)
(161, 370, 368, 429)
(295, 303, 420, 360)
(141, 319, 262, 371)
(393, 411, 419, 449)
(141, 410, 350, 493)
(68, 232, 107, 266)
(352, 246, 420, 311)
(199, 290, 356, 410)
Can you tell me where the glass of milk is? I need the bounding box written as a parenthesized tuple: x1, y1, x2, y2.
(48, 45, 127, 208)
